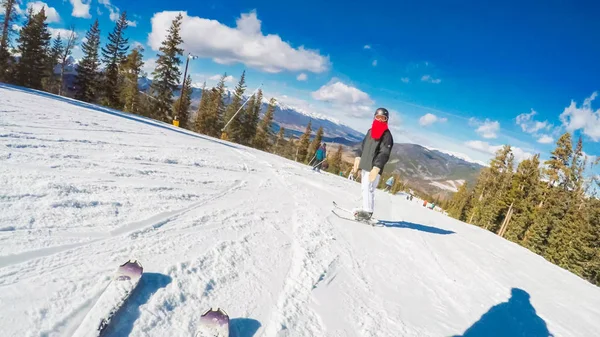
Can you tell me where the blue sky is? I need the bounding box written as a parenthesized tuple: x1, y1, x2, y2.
(9, 0, 600, 166)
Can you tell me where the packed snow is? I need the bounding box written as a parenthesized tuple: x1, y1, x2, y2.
(1, 83, 600, 337)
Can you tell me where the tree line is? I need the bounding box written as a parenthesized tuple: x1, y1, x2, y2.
(446, 132, 600, 285)
(0, 2, 352, 174)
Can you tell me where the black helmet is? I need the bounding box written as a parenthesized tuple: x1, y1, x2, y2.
(374, 107, 389, 119)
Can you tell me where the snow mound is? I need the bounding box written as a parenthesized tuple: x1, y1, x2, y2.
(1, 83, 599, 337)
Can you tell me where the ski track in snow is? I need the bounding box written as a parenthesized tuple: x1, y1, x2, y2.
(2, 84, 600, 337)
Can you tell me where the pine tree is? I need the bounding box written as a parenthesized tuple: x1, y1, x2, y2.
(307, 126, 324, 164)
(45, 34, 64, 93)
(101, 12, 130, 108)
(195, 75, 227, 137)
(14, 8, 52, 89)
(172, 75, 192, 129)
(544, 136, 590, 275)
(238, 93, 255, 145)
(253, 97, 276, 150)
(448, 182, 472, 221)
(74, 20, 102, 102)
(194, 81, 211, 134)
(502, 155, 542, 242)
(0, 0, 18, 81)
(222, 71, 247, 141)
(274, 127, 285, 154)
(243, 89, 263, 145)
(297, 121, 312, 162)
(121, 46, 144, 113)
(328, 144, 343, 174)
(150, 13, 183, 122)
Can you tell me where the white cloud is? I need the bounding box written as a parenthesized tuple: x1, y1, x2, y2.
(97, 0, 136, 26)
(470, 117, 500, 139)
(516, 109, 550, 133)
(372, 60, 377, 67)
(12, 24, 22, 32)
(141, 57, 157, 78)
(465, 140, 534, 163)
(419, 113, 447, 126)
(69, 0, 91, 19)
(537, 134, 554, 144)
(421, 74, 441, 84)
(48, 28, 78, 39)
(401, 77, 410, 83)
(27, 1, 60, 23)
(208, 74, 234, 82)
(364, 45, 371, 49)
(311, 81, 374, 106)
(148, 10, 330, 73)
(131, 41, 144, 49)
(296, 73, 307, 81)
(560, 92, 600, 141)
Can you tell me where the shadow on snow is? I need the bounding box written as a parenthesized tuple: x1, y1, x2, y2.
(0, 83, 239, 149)
(377, 220, 455, 235)
(230, 318, 262, 337)
(103, 272, 172, 336)
(452, 288, 554, 337)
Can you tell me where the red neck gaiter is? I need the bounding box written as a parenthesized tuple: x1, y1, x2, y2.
(371, 120, 388, 140)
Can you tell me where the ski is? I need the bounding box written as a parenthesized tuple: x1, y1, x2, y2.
(72, 259, 143, 337)
(332, 209, 379, 226)
(195, 307, 230, 337)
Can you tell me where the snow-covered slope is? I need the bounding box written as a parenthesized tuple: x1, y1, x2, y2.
(1, 83, 600, 337)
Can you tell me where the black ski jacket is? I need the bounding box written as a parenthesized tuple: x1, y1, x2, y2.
(357, 129, 394, 174)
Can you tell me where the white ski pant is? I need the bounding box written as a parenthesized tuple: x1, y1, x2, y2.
(361, 170, 380, 213)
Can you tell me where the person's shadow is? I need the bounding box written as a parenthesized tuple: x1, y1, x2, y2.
(377, 220, 455, 235)
(452, 288, 554, 337)
(230, 318, 262, 337)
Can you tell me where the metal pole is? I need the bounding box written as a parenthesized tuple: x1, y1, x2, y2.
(221, 83, 263, 132)
(177, 53, 196, 120)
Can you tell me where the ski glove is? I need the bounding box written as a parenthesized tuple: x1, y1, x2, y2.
(352, 157, 361, 174)
(369, 167, 381, 182)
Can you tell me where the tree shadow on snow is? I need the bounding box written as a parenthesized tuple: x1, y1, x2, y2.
(377, 220, 455, 235)
(230, 318, 262, 337)
(103, 272, 172, 336)
(0, 83, 239, 149)
(451, 288, 554, 337)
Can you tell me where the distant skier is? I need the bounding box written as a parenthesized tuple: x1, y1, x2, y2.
(384, 176, 394, 192)
(350, 108, 394, 220)
(312, 143, 326, 172)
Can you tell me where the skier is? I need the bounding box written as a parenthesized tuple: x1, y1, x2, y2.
(350, 108, 394, 220)
(313, 143, 326, 172)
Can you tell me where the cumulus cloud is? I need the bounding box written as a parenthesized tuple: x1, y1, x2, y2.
(48, 28, 78, 39)
(296, 73, 307, 81)
(465, 140, 534, 163)
(208, 74, 234, 82)
(401, 77, 410, 83)
(27, 2, 60, 23)
(419, 113, 447, 126)
(421, 74, 441, 84)
(148, 10, 330, 74)
(141, 57, 157, 78)
(537, 134, 554, 144)
(469, 117, 500, 139)
(372, 60, 377, 67)
(516, 109, 550, 133)
(560, 92, 600, 141)
(364, 45, 371, 49)
(312, 81, 374, 106)
(98, 0, 137, 26)
(69, 0, 91, 19)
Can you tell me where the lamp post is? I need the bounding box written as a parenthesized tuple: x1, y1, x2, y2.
(176, 52, 197, 123)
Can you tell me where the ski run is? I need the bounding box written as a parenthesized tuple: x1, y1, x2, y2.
(1, 83, 600, 337)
